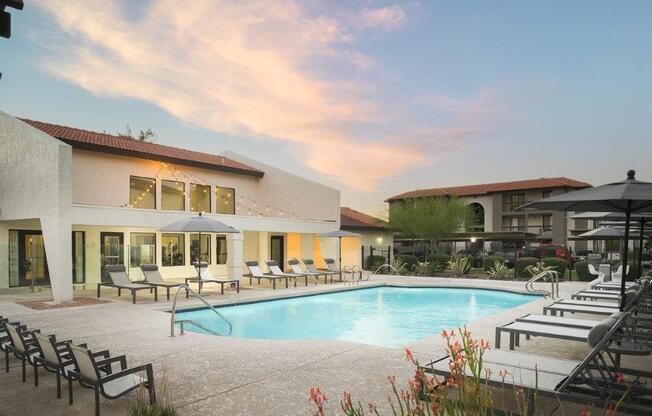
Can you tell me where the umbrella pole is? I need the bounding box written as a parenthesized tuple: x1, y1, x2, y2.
(637, 219, 646, 279)
(198, 231, 202, 294)
(620, 205, 631, 311)
(339, 237, 342, 269)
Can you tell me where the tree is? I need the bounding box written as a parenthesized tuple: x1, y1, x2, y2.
(388, 196, 475, 253)
(117, 125, 156, 142)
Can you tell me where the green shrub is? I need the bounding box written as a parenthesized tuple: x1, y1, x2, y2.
(396, 254, 419, 272)
(515, 257, 538, 277)
(542, 257, 567, 276)
(487, 261, 513, 279)
(427, 252, 449, 274)
(365, 255, 386, 271)
(448, 255, 471, 275)
(574, 260, 591, 281)
(128, 403, 177, 416)
(482, 256, 505, 271)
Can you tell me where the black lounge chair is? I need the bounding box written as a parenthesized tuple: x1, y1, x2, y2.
(302, 258, 338, 283)
(98, 265, 157, 304)
(424, 311, 652, 414)
(244, 260, 289, 289)
(185, 262, 240, 296)
(5, 324, 45, 384)
(1, 320, 27, 372)
(33, 333, 112, 403)
(140, 264, 186, 300)
(69, 345, 156, 416)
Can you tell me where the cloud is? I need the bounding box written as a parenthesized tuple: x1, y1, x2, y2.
(359, 5, 408, 32)
(33, 1, 495, 191)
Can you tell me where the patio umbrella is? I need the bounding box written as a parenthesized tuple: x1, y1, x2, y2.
(160, 213, 239, 280)
(570, 212, 652, 279)
(319, 229, 362, 268)
(576, 227, 626, 240)
(521, 170, 652, 310)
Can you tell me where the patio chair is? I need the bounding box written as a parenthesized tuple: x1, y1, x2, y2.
(302, 258, 338, 283)
(244, 260, 289, 289)
(98, 265, 157, 304)
(140, 264, 186, 300)
(323, 258, 343, 282)
(424, 311, 652, 414)
(266, 260, 306, 286)
(2, 321, 27, 372)
(5, 324, 44, 384)
(588, 264, 605, 281)
(186, 262, 240, 295)
(32, 333, 110, 403)
(69, 344, 156, 416)
(613, 265, 630, 281)
(288, 259, 320, 285)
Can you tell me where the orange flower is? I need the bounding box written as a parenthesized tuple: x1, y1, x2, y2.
(579, 405, 592, 416)
(405, 348, 414, 362)
(615, 373, 626, 383)
(441, 329, 448, 338)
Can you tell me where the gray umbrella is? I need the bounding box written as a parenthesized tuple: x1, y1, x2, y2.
(160, 213, 239, 282)
(319, 230, 362, 268)
(577, 227, 626, 240)
(521, 170, 652, 310)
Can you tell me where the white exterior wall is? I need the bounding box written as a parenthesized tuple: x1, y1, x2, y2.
(0, 113, 73, 302)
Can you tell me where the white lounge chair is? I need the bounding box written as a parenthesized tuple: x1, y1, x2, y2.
(186, 262, 240, 295)
(140, 264, 186, 300)
(287, 259, 320, 285)
(98, 265, 157, 304)
(266, 260, 306, 286)
(244, 261, 289, 289)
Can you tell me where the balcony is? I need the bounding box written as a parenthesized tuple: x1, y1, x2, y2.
(502, 226, 553, 237)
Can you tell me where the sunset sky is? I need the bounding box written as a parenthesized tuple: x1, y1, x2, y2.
(2, 1, 651, 216)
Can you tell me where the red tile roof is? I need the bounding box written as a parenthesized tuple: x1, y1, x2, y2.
(341, 207, 388, 229)
(20, 118, 264, 177)
(386, 177, 591, 202)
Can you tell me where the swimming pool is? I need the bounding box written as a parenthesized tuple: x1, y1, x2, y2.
(174, 286, 538, 348)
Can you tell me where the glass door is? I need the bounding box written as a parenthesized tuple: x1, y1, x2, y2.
(100, 232, 124, 282)
(270, 235, 284, 269)
(17, 231, 49, 287)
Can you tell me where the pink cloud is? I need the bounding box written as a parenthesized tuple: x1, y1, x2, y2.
(33, 1, 495, 191)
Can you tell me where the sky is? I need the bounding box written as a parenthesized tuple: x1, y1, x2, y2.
(2, 1, 652, 218)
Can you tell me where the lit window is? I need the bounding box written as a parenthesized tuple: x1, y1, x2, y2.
(162, 234, 185, 266)
(190, 183, 211, 213)
(216, 187, 235, 214)
(130, 233, 156, 267)
(216, 236, 227, 264)
(162, 180, 185, 211)
(190, 233, 211, 264)
(129, 176, 156, 209)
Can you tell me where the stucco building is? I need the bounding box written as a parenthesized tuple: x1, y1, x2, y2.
(340, 207, 393, 268)
(386, 177, 591, 252)
(0, 113, 350, 303)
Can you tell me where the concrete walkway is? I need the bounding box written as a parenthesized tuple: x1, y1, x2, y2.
(0, 276, 647, 415)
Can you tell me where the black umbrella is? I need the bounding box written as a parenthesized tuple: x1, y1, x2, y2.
(521, 170, 652, 310)
(160, 213, 240, 282)
(319, 229, 362, 268)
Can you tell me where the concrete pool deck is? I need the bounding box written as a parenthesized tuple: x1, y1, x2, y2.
(0, 275, 649, 415)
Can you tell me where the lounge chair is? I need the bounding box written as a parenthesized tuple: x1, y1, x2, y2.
(323, 258, 343, 282)
(33, 333, 110, 402)
(98, 265, 157, 304)
(288, 259, 320, 285)
(185, 262, 240, 295)
(69, 344, 156, 416)
(424, 311, 652, 414)
(244, 261, 289, 289)
(140, 264, 186, 300)
(266, 260, 306, 286)
(303, 258, 338, 283)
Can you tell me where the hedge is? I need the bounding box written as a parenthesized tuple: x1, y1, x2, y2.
(574, 260, 591, 281)
(427, 252, 449, 274)
(515, 257, 539, 277)
(396, 254, 419, 272)
(542, 257, 567, 277)
(365, 255, 386, 272)
(482, 256, 505, 271)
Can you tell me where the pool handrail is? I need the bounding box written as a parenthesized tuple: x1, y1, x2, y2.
(372, 263, 400, 276)
(170, 284, 232, 337)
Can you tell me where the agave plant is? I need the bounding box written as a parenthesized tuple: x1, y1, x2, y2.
(390, 258, 409, 275)
(487, 261, 512, 279)
(448, 256, 471, 275)
(524, 261, 559, 280)
(413, 262, 431, 276)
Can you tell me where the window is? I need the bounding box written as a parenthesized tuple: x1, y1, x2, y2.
(542, 215, 552, 231)
(216, 236, 227, 264)
(190, 234, 211, 264)
(542, 190, 552, 199)
(162, 234, 185, 266)
(162, 180, 185, 211)
(190, 183, 211, 213)
(130, 233, 156, 267)
(216, 187, 235, 214)
(72, 231, 85, 284)
(129, 176, 156, 209)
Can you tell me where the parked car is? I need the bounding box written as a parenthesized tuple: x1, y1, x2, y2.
(524, 243, 572, 266)
(574, 249, 594, 262)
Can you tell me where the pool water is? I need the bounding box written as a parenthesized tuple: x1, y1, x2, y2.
(174, 286, 537, 348)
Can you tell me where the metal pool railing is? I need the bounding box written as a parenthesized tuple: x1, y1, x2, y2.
(170, 284, 232, 337)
